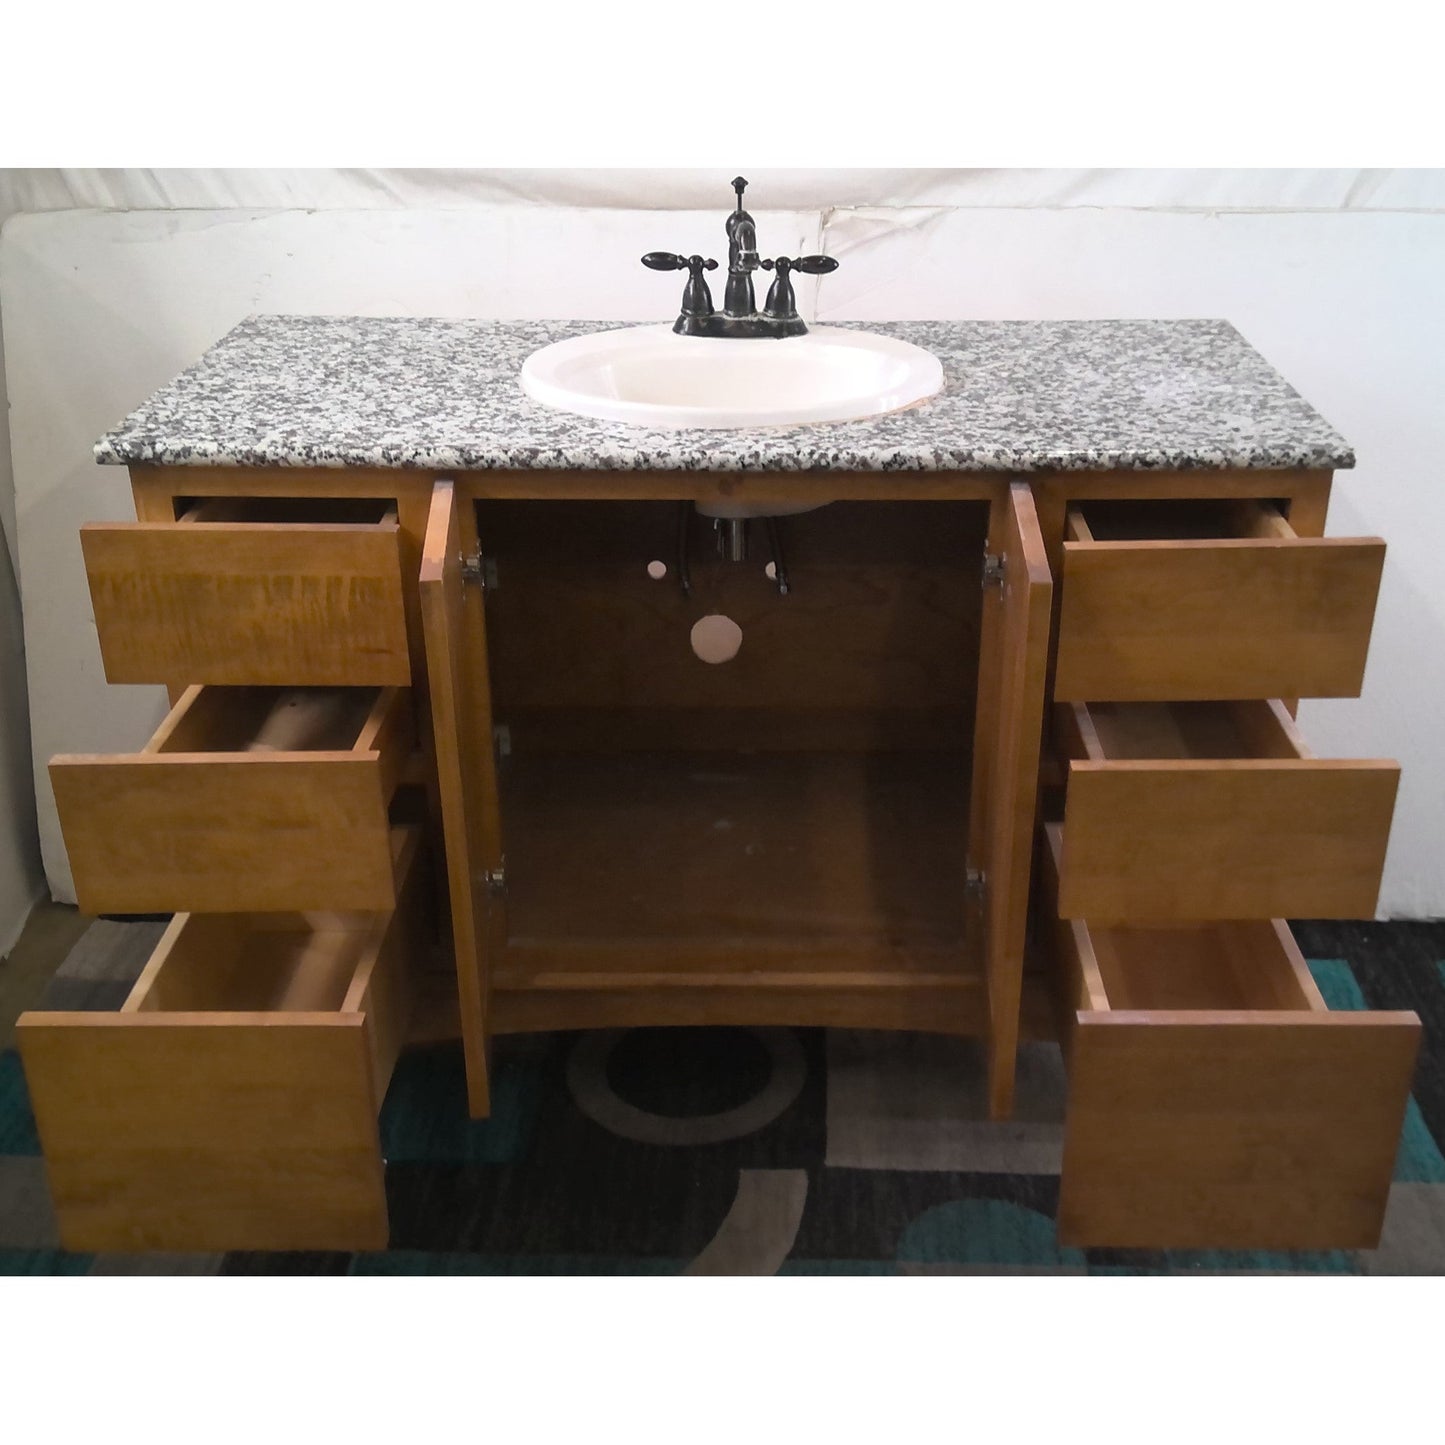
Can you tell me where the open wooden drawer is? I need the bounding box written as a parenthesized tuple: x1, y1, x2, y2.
(17, 828, 424, 1253)
(1053, 698, 1398, 921)
(1054, 498, 1385, 701)
(52, 683, 414, 914)
(81, 496, 412, 688)
(1040, 825, 1419, 1250)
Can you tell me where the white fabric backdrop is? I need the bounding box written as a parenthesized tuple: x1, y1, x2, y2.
(5, 167, 1445, 215)
(3, 169, 1444, 927)
(5, 166, 1444, 566)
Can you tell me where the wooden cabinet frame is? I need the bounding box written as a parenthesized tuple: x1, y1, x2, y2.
(107, 463, 1399, 1131)
(117, 466, 1059, 1123)
(38, 458, 1405, 1255)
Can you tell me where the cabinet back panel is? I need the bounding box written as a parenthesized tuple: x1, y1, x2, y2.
(477, 501, 986, 751)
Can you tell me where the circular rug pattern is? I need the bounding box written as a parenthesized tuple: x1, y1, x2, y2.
(567, 1026, 806, 1145)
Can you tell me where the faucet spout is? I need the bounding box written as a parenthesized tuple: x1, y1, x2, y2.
(724, 176, 759, 317)
(729, 220, 758, 272)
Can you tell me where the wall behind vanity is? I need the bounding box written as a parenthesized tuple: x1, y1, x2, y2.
(2, 168, 1443, 918)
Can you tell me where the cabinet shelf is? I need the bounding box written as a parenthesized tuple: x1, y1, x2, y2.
(501, 747, 972, 949)
(489, 746, 987, 1035)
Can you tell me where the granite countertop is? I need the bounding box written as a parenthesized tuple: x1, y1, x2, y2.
(94, 315, 1354, 473)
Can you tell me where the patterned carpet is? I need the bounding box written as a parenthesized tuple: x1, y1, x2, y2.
(3, 918, 1445, 1275)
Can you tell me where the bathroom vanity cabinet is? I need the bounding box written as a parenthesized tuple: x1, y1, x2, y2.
(17, 317, 1421, 1255)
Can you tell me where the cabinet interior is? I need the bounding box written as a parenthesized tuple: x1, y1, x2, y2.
(477, 499, 988, 954)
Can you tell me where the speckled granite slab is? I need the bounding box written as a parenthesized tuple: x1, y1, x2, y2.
(94, 316, 1354, 473)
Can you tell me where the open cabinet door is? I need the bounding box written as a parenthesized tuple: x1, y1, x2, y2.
(420, 479, 499, 1116)
(971, 481, 1054, 1118)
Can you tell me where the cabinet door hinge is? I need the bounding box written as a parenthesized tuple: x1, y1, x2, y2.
(981, 553, 1006, 588)
(965, 866, 987, 900)
(460, 552, 498, 590)
(484, 862, 506, 894)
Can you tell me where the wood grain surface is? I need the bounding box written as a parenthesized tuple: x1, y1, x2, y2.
(1055, 499, 1384, 701)
(420, 481, 497, 1116)
(82, 514, 412, 687)
(51, 685, 411, 914)
(977, 483, 1054, 1117)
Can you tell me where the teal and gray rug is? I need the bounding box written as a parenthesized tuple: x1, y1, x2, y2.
(3, 918, 1444, 1275)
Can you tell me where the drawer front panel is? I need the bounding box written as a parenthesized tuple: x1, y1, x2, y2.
(18, 1016, 386, 1252)
(1058, 759, 1399, 921)
(82, 521, 412, 687)
(1059, 1012, 1420, 1250)
(52, 754, 398, 913)
(1055, 536, 1385, 701)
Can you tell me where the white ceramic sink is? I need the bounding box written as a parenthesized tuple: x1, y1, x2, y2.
(520, 324, 944, 433)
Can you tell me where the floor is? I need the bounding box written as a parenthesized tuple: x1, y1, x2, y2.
(3, 906, 1445, 1274)
(0, 903, 91, 1053)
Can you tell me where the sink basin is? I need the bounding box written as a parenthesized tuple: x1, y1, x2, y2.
(519, 323, 944, 432)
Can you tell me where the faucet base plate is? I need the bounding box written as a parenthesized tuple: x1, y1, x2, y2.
(674, 314, 809, 340)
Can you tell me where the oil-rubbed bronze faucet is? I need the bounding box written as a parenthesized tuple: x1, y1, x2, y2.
(641, 176, 839, 338)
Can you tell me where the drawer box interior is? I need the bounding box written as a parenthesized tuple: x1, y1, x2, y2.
(1040, 820, 1320, 1046)
(151, 684, 388, 755)
(1082, 916, 1323, 1013)
(1054, 498, 1385, 702)
(18, 828, 423, 1253)
(52, 685, 414, 914)
(1066, 497, 1298, 543)
(128, 909, 387, 1015)
(1059, 696, 1310, 764)
(1053, 699, 1398, 921)
(176, 496, 398, 525)
(82, 495, 411, 687)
